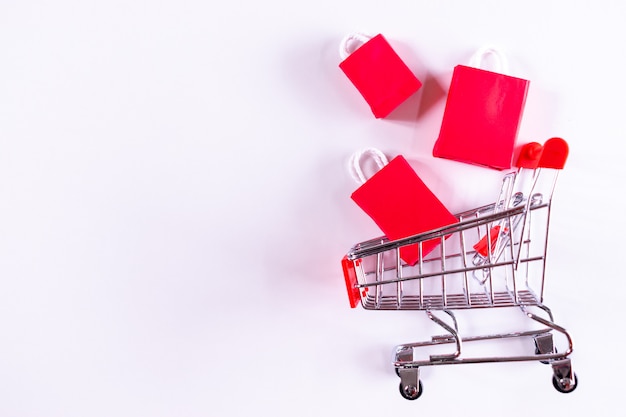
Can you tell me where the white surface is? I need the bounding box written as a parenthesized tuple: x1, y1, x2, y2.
(0, 1, 623, 415)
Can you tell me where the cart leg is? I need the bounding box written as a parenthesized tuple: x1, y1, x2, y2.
(397, 367, 423, 400)
(551, 358, 577, 393)
(427, 310, 461, 361)
(522, 305, 573, 357)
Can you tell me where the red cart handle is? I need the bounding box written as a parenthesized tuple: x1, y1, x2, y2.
(515, 138, 569, 170)
(342, 256, 363, 308)
(516, 142, 543, 169)
(538, 137, 569, 169)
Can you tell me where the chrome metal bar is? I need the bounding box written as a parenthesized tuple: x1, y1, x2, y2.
(348, 205, 533, 260)
(396, 248, 402, 309)
(419, 242, 424, 308)
(375, 252, 382, 309)
(459, 219, 471, 306)
(441, 236, 447, 307)
(356, 257, 545, 288)
(540, 203, 552, 303)
(508, 213, 519, 304)
(397, 327, 553, 351)
(396, 352, 568, 368)
(363, 291, 541, 310)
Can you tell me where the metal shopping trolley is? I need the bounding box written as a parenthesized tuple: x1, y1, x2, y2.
(341, 138, 576, 400)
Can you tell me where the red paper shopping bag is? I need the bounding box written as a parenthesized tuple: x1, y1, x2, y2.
(433, 47, 529, 170)
(351, 155, 458, 265)
(339, 33, 422, 118)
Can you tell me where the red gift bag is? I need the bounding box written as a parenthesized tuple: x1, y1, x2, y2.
(350, 150, 458, 265)
(339, 33, 422, 118)
(433, 47, 530, 170)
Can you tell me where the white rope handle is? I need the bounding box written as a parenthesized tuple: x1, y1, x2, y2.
(468, 46, 509, 74)
(339, 33, 372, 60)
(348, 148, 389, 185)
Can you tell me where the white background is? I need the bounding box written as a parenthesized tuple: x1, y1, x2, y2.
(0, 1, 624, 415)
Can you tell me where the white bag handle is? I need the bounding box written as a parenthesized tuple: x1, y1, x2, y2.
(339, 33, 373, 60)
(468, 46, 509, 74)
(348, 148, 389, 185)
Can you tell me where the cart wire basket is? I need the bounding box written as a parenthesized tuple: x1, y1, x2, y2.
(342, 138, 576, 400)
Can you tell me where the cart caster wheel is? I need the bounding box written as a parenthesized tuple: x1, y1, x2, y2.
(399, 380, 423, 400)
(552, 373, 577, 393)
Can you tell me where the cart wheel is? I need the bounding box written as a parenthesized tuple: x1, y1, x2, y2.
(552, 373, 577, 394)
(399, 380, 423, 400)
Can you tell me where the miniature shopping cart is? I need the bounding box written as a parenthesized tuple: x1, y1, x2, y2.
(342, 138, 577, 400)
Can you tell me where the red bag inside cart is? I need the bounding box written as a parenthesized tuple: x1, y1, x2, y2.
(433, 47, 529, 170)
(350, 153, 458, 265)
(339, 33, 422, 118)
